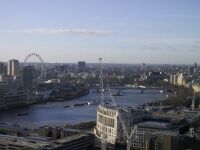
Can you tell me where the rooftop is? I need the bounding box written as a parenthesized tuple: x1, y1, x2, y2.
(138, 121, 174, 130)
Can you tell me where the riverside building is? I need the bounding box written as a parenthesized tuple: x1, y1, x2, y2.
(94, 104, 149, 145)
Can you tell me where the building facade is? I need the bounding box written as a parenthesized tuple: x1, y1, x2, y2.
(94, 104, 120, 144)
(0, 62, 7, 75)
(94, 104, 149, 145)
(78, 61, 86, 72)
(7, 59, 19, 76)
(23, 66, 36, 90)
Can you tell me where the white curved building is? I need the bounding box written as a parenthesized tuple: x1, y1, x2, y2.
(94, 104, 150, 144)
(94, 104, 120, 144)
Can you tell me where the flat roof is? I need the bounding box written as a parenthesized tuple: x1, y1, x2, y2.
(138, 121, 173, 130)
(152, 130, 178, 136)
(0, 122, 30, 132)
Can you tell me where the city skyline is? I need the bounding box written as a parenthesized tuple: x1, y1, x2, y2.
(1, 0, 200, 64)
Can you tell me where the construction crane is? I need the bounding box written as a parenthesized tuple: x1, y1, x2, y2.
(108, 87, 138, 150)
(99, 58, 107, 150)
(99, 58, 137, 150)
(99, 58, 104, 103)
(189, 127, 200, 139)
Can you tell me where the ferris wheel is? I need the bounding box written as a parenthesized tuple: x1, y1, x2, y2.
(24, 52, 46, 78)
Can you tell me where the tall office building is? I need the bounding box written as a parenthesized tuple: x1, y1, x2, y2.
(78, 61, 86, 72)
(7, 59, 19, 76)
(194, 62, 198, 69)
(0, 62, 7, 75)
(194, 62, 198, 76)
(188, 66, 195, 75)
(23, 66, 36, 90)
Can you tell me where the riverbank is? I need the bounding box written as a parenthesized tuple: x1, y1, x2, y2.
(65, 121, 96, 131)
(143, 82, 194, 107)
(0, 88, 90, 112)
(0, 102, 28, 111)
(0, 88, 163, 128)
(160, 86, 193, 107)
(49, 88, 90, 101)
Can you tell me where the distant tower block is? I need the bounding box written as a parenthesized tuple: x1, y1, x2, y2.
(194, 62, 198, 76)
(192, 93, 196, 111)
(0, 62, 7, 75)
(99, 58, 104, 103)
(23, 66, 36, 90)
(7, 59, 19, 76)
(78, 61, 86, 72)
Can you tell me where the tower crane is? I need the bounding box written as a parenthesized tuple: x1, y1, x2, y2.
(99, 58, 107, 150)
(108, 87, 138, 150)
(99, 57, 137, 150)
(99, 58, 104, 103)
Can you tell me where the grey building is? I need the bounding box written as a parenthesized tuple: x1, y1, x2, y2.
(0, 62, 7, 75)
(23, 66, 36, 90)
(78, 61, 86, 72)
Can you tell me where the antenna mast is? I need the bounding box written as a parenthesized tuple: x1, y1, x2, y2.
(99, 57, 104, 103)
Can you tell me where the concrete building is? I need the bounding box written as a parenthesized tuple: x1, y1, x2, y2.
(130, 128, 200, 150)
(128, 110, 200, 150)
(170, 73, 187, 87)
(188, 66, 195, 76)
(0, 74, 9, 82)
(192, 83, 200, 93)
(0, 125, 95, 150)
(148, 131, 179, 150)
(38, 126, 95, 150)
(130, 128, 147, 150)
(94, 104, 149, 145)
(178, 135, 200, 150)
(148, 71, 163, 81)
(0, 62, 7, 75)
(169, 74, 174, 85)
(177, 73, 186, 86)
(130, 120, 179, 150)
(130, 128, 178, 150)
(194, 62, 198, 76)
(94, 104, 120, 144)
(23, 66, 36, 90)
(169, 74, 178, 85)
(0, 132, 94, 150)
(78, 61, 86, 72)
(7, 59, 19, 76)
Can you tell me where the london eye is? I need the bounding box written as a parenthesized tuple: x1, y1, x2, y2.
(24, 52, 46, 78)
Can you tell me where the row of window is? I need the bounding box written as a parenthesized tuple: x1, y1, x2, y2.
(97, 107, 117, 117)
(97, 114, 115, 127)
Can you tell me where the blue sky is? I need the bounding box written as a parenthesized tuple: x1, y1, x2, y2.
(0, 0, 200, 64)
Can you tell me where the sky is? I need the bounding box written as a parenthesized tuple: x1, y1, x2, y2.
(0, 0, 200, 64)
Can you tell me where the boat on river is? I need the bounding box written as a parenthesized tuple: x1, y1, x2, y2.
(88, 100, 100, 105)
(17, 113, 29, 116)
(63, 105, 71, 108)
(73, 103, 88, 107)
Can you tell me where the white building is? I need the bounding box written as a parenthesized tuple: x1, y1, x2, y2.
(170, 73, 188, 87)
(192, 83, 200, 93)
(94, 104, 149, 144)
(177, 73, 185, 86)
(94, 104, 121, 144)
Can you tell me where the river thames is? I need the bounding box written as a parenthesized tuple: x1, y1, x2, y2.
(0, 88, 166, 129)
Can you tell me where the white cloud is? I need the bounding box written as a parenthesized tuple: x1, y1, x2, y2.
(129, 37, 200, 45)
(8, 28, 113, 36)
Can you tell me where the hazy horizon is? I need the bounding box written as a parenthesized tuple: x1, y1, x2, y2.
(1, 0, 200, 64)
